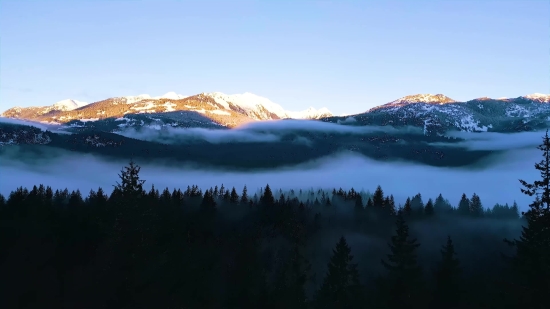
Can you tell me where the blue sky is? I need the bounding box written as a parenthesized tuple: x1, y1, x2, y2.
(1, 0, 548, 115)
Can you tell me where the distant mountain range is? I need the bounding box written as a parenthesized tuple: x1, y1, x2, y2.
(1, 92, 334, 128)
(1, 91, 550, 170)
(3, 92, 549, 136)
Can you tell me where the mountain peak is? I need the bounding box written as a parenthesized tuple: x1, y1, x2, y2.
(52, 99, 89, 111)
(390, 94, 456, 105)
(522, 93, 550, 103)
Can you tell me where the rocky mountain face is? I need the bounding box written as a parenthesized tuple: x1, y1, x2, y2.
(1, 92, 334, 128)
(323, 93, 550, 135)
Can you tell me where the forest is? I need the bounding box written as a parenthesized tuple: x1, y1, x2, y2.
(1, 133, 549, 309)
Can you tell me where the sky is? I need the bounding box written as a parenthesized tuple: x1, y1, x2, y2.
(1, 0, 549, 116)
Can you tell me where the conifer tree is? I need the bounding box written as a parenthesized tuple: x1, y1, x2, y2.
(229, 187, 239, 204)
(316, 236, 362, 308)
(388, 194, 396, 216)
(372, 185, 385, 208)
(434, 193, 452, 214)
(261, 184, 275, 207)
(380, 210, 424, 307)
(457, 193, 470, 216)
(424, 198, 434, 216)
(240, 185, 249, 204)
(403, 197, 412, 216)
(114, 160, 145, 200)
(366, 197, 374, 209)
(503, 129, 550, 309)
(432, 235, 462, 308)
(354, 194, 364, 212)
(470, 193, 483, 217)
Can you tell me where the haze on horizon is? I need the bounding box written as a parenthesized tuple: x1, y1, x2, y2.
(1, 0, 548, 116)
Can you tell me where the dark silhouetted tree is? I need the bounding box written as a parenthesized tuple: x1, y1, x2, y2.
(432, 235, 462, 308)
(470, 193, 483, 217)
(503, 129, 550, 309)
(457, 193, 470, 216)
(379, 210, 424, 307)
(315, 236, 362, 308)
(424, 198, 434, 216)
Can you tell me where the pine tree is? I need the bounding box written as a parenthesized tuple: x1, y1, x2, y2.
(316, 236, 362, 308)
(457, 193, 470, 216)
(372, 185, 385, 208)
(240, 185, 249, 204)
(434, 193, 452, 214)
(380, 210, 424, 307)
(388, 195, 396, 216)
(261, 184, 275, 207)
(113, 160, 145, 200)
(366, 197, 374, 209)
(503, 129, 550, 309)
(403, 197, 412, 216)
(424, 198, 434, 216)
(229, 187, 239, 204)
(432, 235, 462, 308)
(470, 193, 483, 217)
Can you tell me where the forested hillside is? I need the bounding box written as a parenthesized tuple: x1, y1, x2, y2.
(1, 133, 549, 308)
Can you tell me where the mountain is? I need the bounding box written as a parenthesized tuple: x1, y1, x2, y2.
(1, 92, 334, 128)
(322, 93, 550, 135)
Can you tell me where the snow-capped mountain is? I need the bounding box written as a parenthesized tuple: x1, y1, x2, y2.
(203, 92, 333, 120)
(324, 93, 550, 135)
(1, 92, 334, 128)
(52, 99, 89, 111)
(370, 94, 456, 111)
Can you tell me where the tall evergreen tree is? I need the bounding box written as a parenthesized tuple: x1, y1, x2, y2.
(470, 193, 483, 217)
(432, 235, 462, 308)
(316, 236, 362, 309)
(457, 193, 470, 216)
(261, 184, 275, 207)
(424, 198, 434, 216)
(229, 187, 239, 204)
(379, 210, 424, 307)
(240, 185, 249, 204)
(372, 185, 385, 208)
(403, 197, 412, 216)
(503, 129, 550, 309)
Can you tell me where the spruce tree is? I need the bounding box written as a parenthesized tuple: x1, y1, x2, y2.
(380, 210, 424, 307)
(261, 184, 275, 207)
(229, 187, 239, 204)
(432, 235, 462, 308)
(457, 193, 470, 216)
(240, 185, 249, 204)
(503, 129, 550, 309)
(470, 193, 483, 217)
(403, 197, 412, 216)
(424, 198, 434, 216)
(372, 185, 385, 208)
(316, 236, 362, 308)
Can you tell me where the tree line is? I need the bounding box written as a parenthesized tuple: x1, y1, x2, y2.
(1, 132, 550, 308)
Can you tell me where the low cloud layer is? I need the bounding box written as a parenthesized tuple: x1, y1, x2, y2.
(117, 119, 424, 145)
(1, 131, 544, 213)
(0, 117, 70, 134)
(118, 126, 281, 144)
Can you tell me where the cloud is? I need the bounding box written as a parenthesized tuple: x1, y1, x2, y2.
(117, 126, 281, 144)
(434, 130, 545, 151)
(237, 119, 424, 135)
(0, 117, 71, 134)
(0, 137, 542, 214)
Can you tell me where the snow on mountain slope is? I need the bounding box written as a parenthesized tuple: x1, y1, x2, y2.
(286, 107, 333, 119)
(153, 92, 188, 100)
(203, 92, 332, 120)
(52, 99, 89, 111)
(523, 93, 550, 103)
